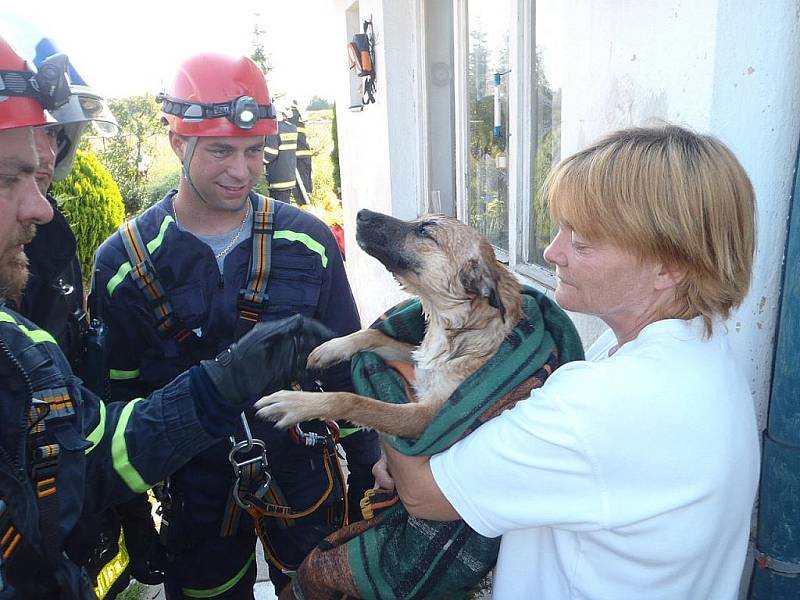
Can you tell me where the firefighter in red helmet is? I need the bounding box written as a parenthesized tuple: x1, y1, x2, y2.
(92, 52, 380, 599)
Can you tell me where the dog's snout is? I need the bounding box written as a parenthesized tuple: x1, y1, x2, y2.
(357, 209, 377, 224)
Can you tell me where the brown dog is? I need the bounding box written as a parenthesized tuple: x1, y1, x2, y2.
(255, 209, 522, 438)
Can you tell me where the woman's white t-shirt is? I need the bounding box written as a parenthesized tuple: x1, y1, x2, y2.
(430, 318, 759, 600)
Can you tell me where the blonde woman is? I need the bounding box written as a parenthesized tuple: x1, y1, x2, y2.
(380, 125, 759, 600)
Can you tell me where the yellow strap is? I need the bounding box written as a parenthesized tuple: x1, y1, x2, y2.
(93, 529, 130, 599)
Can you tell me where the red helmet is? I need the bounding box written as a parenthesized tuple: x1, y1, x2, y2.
(0, 36, 55, 131)
(158, 53, 277, 137)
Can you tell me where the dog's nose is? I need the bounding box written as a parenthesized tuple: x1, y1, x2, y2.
(357, 209, 376, 224)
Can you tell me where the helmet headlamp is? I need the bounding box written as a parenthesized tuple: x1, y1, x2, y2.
(0, 51, 71, 111)
(156, 93, 275, 131)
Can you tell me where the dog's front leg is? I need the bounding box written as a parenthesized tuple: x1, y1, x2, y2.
(255, 390, 357, 429)
(256, 391, 438, 438)
(307, 329, 414, 370)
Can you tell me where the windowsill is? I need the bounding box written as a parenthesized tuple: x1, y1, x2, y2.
(514, 261, 556, 291)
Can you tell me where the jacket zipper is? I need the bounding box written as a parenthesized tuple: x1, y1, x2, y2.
(0, 335, 33, 482)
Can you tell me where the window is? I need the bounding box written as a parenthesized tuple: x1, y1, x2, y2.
(439, 0, 562, 284)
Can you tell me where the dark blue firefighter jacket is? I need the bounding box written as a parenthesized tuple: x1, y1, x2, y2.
(92, 192, 379, 545)
(0, 306, 235, 598)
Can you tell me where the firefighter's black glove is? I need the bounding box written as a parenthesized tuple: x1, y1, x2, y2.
(201, 314, 333, 406)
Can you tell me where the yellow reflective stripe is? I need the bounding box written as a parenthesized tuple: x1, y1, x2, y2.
(279, 132, 299, 141)
(0, 310, 56, 344)
(93, 529, 130, 599)
(296, 149, 313, 157)
(110, 368, 140, 381)
(339, 426, 365, 438)
(182, 553, 256, 598)
(106, 262, 132, 298)
(264, 146, 279, 155)
(274, 230, 328, 268)
(296, 126, 307, 134)
(146, 215, 175, 254)
(269, 181, 297, 190)
(107, 215, 175, 296)
(112, 399, 151, 492)
(85, 401, 107, 455)
(278, 143, 298, 151)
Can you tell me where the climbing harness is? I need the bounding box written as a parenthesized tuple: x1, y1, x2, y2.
(227, 410, 347, 573)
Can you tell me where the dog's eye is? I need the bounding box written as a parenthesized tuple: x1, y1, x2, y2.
(417, 222, 434, 238)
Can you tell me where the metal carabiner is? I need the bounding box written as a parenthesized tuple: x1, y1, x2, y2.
(229, 439, 271, 510)
(228, 413, 271, 510)
(232, 469, 272, 510)
(240, 412, 254, 452)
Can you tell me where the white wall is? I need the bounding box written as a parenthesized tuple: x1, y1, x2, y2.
(333, 0, 422, 324)
(554, 0, 800, 428)
(711, 0, 800, 429)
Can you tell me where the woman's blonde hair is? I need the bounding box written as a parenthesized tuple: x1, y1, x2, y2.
(545, 125, 756, 334)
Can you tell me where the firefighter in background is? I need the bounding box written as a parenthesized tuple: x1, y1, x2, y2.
(92, 52, 380, 598)
(286, 101, 313, 201)
(263, 113, 300, 203)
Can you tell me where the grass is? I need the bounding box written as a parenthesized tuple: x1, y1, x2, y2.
(115, 582, 146, 600)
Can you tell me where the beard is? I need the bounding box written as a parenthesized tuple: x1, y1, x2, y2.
(0, 224, 36, 302)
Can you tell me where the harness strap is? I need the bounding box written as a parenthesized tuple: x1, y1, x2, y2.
(0, 500, 22, 562)
(244, 442, 348, 572)
(242, 442, 344, 522)
(118, 218, 208, 361)
(358, 488, 401, 521)
(234, 195, 275, 339)
(27, 386, 77, 561)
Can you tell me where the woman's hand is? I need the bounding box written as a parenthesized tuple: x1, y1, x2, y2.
(372, 450, 396, 491)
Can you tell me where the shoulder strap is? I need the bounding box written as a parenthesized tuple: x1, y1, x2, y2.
(235, 195, 275, 340)
(118, 217, 208, 360)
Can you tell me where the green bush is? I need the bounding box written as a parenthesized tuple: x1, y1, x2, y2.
(52, 150, 126, 283)
(144, 165, 181, 210)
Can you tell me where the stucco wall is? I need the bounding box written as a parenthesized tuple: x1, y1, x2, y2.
(710, 0, 800, 429)
(333, 0, 420, 324)
(554, 0, 800, 428)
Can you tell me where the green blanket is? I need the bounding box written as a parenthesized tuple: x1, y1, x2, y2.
(346, 286, 584, 599)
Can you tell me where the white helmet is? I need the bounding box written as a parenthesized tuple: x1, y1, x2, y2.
(32, 37, 119, 181)
(48, 81, 119, 180)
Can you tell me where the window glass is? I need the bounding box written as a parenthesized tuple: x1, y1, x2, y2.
(528, 1, 562, 268)
(467, 0, 511, 252)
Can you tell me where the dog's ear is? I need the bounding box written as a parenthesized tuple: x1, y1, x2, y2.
(459, 257, 507, 320)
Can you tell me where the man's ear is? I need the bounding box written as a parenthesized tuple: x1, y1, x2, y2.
(654, 261, 688, 291)
(168, 130, 186, 160)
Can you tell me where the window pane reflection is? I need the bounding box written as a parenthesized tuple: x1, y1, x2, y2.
(467, 0, 511, 252)
(529, 1, 562, 268)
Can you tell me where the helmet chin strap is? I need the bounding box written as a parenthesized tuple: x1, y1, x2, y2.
(181, 136, 212, 208)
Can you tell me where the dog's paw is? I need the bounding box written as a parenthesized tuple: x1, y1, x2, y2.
(307, 337, 356, 370)
(254, 390, 324, 429)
